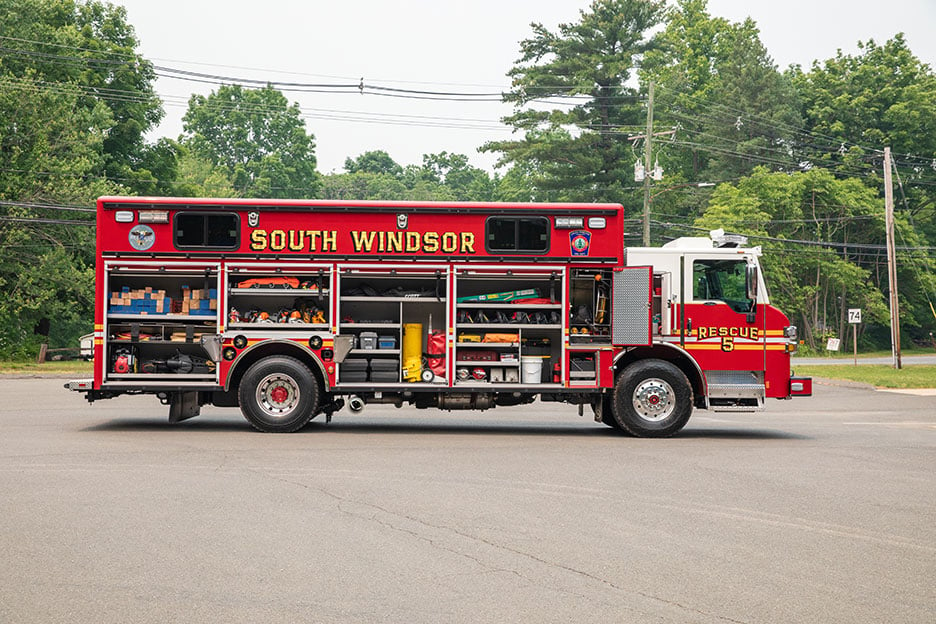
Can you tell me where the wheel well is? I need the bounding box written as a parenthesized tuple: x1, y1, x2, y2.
(613, 345, 706, 408)
(225, 340, 327, 397)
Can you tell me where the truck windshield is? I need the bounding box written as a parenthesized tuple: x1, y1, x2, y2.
(693, 259, 753, 313)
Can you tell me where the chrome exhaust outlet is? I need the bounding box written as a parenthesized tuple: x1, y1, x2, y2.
(347, 394, 366, 413)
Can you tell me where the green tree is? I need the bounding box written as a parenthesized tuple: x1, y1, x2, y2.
(792, 35, 936, 170)
(418, 152, 496, 201)
(642, 0, 802, 183)
(791, 34, 936, 242)
(483, 0, 665, 203)
(0, 0, 165, 193)
(174, 148, 238, 198)
(321, 172, 409, 201)
(691, 168, 933, 351)
(0, 74, 118, 357)
(344, 150, 404, 178)
(181, 84, 320, 198)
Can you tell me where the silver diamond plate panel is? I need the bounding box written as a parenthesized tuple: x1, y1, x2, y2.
(612, 268, 650, 345)
(705, 370, 764, 385)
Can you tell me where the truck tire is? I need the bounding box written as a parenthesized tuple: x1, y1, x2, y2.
(612, 360, 692, 437)
(238, 356, 319, 433)
(593, 393, 622, 430)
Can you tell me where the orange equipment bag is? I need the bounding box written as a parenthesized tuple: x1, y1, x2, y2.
(482, 333, 519, 343)
(237, 276, 300, 289)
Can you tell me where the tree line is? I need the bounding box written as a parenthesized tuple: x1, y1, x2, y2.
(1, 0, 934, 358)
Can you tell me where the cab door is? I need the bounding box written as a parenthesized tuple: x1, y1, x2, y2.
(681, 255, 766, 376)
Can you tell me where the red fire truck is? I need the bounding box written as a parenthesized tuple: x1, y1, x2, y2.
(67, 196, 810, 436)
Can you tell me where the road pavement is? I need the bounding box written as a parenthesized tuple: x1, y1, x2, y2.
(0, 378, 933, 623)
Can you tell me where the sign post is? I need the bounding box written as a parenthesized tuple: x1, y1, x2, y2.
(848, 308, 862, 366)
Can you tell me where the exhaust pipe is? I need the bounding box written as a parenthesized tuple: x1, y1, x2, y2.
(347, 394, 366, 413)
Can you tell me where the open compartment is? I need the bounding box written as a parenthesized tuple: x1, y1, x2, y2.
(453, 267, 564, 386)
(225, 263, 331, 329)
(337, 266, 448, 385)
(104, 262, 220, 382)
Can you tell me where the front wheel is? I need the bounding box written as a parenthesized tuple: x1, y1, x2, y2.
(238, 356, 319, 432)
(612, 360, 692, 437)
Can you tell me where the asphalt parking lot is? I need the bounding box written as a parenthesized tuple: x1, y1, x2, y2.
(1, 377, 933, 623)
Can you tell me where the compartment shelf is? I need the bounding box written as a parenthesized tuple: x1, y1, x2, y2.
(227, 322, 329, 329)
(349, 349, 401, 355)
(342, 296, 444, 303)
(229, 288, 329, 295)
(108, 314, 217, 322)
(340, 323, 400, 329)
(107, 373, 216, 381)
(455, 360, 519, 367)
(456, 303, 560, 309)
(455, 323, 561, 330)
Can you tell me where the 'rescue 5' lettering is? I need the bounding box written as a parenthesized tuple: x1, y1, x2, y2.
(249, 229, 476, 254)
(697, 326, 760, 340)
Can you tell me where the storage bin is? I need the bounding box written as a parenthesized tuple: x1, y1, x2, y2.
(369, 370, 399, 382)
(341, 359, 368, 372)
(570, 356, 595, 372)
(359, 331, 378, 349)
(339, 371, 368, 382)
(369, 359, 398, 372)
(378, 335, 397, 349)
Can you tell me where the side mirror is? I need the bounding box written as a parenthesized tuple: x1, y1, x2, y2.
(746, 264, 758, 302)
(745, 264, 758, 323)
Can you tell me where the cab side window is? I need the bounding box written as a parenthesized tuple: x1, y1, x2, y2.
(692, 259, 752, 313)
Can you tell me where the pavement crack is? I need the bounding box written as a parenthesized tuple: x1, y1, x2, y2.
(258, 470, 751, 620)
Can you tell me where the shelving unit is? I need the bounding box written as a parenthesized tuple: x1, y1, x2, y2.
(453, 268, 565, 386)
(225, 263, 331, 330)
(568, 268, 612, 345)
(337, 267, 448, 385)
(104, 263, 220, 382)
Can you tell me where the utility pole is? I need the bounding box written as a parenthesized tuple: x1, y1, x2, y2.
(883, 147, 902, 369)
(642, 81, 654, 246)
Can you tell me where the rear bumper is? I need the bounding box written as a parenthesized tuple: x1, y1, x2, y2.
(790, 376, 812, 396)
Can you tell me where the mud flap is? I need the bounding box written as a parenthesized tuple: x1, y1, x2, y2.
(168, 392, 201, 423)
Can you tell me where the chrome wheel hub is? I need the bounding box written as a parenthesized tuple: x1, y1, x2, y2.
(256, 373, 301, 419)
(632, 378, 676, 422)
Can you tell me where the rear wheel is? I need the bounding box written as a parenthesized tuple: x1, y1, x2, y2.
(238, 356, 319, 432)
(612, 360, 692, 437)
(592, 393, 622, 430)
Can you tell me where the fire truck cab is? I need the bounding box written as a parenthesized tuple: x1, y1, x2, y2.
(68, 197, 809, 437)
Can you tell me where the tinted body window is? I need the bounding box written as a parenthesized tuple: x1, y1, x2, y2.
(486, 217, 549, 253)
(175, 213, 239, 249)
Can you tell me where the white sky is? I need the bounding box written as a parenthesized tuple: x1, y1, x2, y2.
(117, 0, 936, 175)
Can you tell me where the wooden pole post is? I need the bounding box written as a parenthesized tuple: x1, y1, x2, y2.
(883, 147, 902, 369)
(642, 81, 654, 246)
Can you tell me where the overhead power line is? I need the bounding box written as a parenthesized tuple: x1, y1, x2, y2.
(652, 220, 936, 252)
